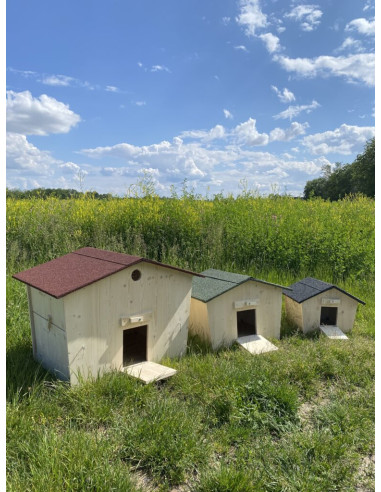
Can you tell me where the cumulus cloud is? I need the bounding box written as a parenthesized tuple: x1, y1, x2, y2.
(6, 91, 81, 135)
(259, 32, 281, 53)
(233, 118, 269, 146)
(236, 0, 268, 36)
(269, 122, 309, 141)
(271, 85, 296, 103)
(345, 18, 375, 36)
(273, 101, 320, 120)
(274, 53, 375, 86)
(180, 124, 226, 142)
(59, 162, 81, 173)
(6, 132, 57, 174)
(285, 4, 323, 31)
(79, 133, 329, 196)
(302, 124, 375, 155)
(335, 37, 365, 54)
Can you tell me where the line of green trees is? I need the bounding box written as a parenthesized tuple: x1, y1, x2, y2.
(304, 138, 375, 200)
(5, 188, 115, 200)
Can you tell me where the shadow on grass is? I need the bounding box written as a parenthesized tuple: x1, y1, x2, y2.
(6, 341, 56, 402)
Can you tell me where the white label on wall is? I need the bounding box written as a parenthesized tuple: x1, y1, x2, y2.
(120, 313, 152, 327)
(234, 299, 259, 309)
(321, 298, 341, 305)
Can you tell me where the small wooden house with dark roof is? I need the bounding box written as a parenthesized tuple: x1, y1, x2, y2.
(190, 269, 289, 354)
(13, 247, 201, 384)
(283, 277, 365, 338)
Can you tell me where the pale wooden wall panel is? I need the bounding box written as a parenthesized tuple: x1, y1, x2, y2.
(33, 312, 70, 380)
(64, 263, 192, 384)
(302, 288, 359, 333)
(196, 281, 282, 350)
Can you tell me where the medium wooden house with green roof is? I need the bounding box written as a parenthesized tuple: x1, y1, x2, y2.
(190, 269, 289, 354)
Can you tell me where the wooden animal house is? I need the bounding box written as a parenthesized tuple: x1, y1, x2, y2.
(190, 269, 289, 354)
(283, 277, 365, 339)
(13, 247, 201, 384)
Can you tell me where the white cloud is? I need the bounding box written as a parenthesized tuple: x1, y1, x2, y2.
(233, 118, 269, 146)
(271, 85, 296, 103)
(270, 122, 309, 141)
(106, 85, 119, 92)
(363, 1, 373, 11)
(59, 162, 81, 173)
(234, 45, 249, 52)
(9, 68, 96, 90)
(41, 74, 75, 86)
(180, 124, 226, 142)
(345, 18, 375, 36)
(7, 133, 86, 182)
(222, 16, 231, 25)
(302, 124, 375, 155)
(184, 158, 206, 177)
(335, 37, 365, 54)
(79, 133, 329, 196)
(236, 0, 268, 36)
(259, 33, 281, 53)
(223, 109, 233, 119)
(134, 101, 147, 106)
(273, 100, 320, 120)
(6, 132, 57, 174)
(6, 91, 81, 135)
(285, 4, 323, 31)
(151, 65, 171, 73)
(274, 53, 375, 86)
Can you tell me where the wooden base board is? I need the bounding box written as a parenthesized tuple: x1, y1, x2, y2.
(237, 334, 278, 355)
(124, 361, 177, 384)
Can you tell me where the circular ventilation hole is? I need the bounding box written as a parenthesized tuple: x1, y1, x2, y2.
(131, 269, 141, 281)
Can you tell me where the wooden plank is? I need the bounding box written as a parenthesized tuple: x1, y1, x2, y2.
(123, 361, 177, 384)
(237, 334, 278, 355)
(320, 325, 348, 339)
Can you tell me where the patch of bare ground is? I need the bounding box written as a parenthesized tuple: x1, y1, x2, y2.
(132, 470, 198, 492)
(355, 454, 375, 492)
(297, 385, 332, 430)
(133, 471, 156, 491)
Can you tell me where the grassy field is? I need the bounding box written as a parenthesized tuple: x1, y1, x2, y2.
(6, 194, 375, 491)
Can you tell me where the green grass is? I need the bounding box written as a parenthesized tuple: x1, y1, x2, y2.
(6, 195, 375, 491)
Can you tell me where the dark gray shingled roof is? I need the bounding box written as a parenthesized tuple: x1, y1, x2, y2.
(283, 277, 365, 305)
(192, 268, 290, 303)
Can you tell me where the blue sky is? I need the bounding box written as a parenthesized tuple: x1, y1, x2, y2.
(6, 0, 375, 196)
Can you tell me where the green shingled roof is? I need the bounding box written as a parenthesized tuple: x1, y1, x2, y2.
(192, 268, 289, 303)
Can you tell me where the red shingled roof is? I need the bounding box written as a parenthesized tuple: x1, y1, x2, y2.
(13, 247, 200, 299)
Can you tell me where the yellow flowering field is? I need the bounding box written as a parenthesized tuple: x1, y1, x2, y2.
(7, 194, 374, 280)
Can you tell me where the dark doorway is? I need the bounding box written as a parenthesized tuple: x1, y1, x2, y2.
(320, 307, 337, 325)
(237, 309, 256, 337)
(123, 325, 147, 366)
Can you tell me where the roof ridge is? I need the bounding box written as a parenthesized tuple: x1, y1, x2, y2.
(298, 278, 332, 289)
(72, 250, 142, 267)
(201, 274, 247, 286)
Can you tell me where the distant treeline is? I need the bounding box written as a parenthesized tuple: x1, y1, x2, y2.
(6, 188, 115, 200)
(304, 138, 375, 200)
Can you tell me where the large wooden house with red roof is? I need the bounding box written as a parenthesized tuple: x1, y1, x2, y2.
(13, 247, 201, 384)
